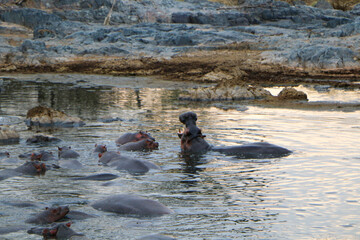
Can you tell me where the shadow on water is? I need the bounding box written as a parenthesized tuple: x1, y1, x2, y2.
(179, 153, 208, 175)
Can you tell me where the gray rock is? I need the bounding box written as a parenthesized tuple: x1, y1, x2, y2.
(314, 0, 333, 10)
(19, 40, 46, 53)
(288, 45, 358, 68)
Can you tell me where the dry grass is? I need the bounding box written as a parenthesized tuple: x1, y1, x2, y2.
(210, 0, 360, 10)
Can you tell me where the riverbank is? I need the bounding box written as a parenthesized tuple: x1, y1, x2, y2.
(1, 0, 360, 89)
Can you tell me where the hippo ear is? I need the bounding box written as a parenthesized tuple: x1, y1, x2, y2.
(58, 147, 62, 151)
(45, 207, 49, 210)
(95, 144, 98, 147)
(66, 222, 72, 227)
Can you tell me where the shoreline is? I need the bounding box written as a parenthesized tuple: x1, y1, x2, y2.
(1, 49, 360, 88)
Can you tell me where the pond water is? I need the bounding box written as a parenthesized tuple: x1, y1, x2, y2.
(0, 74, 359, 240)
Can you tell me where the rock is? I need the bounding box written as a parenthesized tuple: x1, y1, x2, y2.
(19, 40, 46, 53)
(0, 126, 20, 145)
(25, 106, 85, 127)
(277, 87, 308, 101)
(288, 45, 359, 69)
(201, 71, 233, 82)
(314, 0, 333, 10)
(0, 8, 62, 29)
(179, 84, 272, 101)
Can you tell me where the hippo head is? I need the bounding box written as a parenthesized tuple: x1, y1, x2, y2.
(45, 206, 70, 223)
(135, 131, 155, 142)
(179, 111, 197, 127)
(94, 144, 107, 153)
(178, 125, 210, 154)
(42, 222, 73, 239)
(34, 162, 47, 175)
(144, 139, 159, 150)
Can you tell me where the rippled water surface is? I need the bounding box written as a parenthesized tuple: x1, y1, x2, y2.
(0, 74, 359, 239)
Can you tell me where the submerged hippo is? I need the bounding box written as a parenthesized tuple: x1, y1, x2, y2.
(26, 134, 61, 145)
(118, 138, 159, 151)
(58, 146, 80, 158)
(91, 194, 173, 216)
(94, 144, 107, 153)
(30, 151, 56, 161)
(28, 222, 84, 239)
(0, 161, 46, 181)
(26, 206, 69, 224)
(115, 131, 155, 146)
(178, 112, 292, 158)
(0, 152, 10, 161)
(98, 151, 159, 175)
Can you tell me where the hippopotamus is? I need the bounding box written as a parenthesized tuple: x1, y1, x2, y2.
(118, 138, 159, 151)
(98, 152, 160, 175)
(27, 222, 84, 239)
(26, 134, 61, 145)
(30, 151, 56, 161)
(115, 131, 155, 146)
(17, 161, 46, 174)
(91, 194, 173, 216)
(178, 112, 292, 158)
(58, 146, 80, 158)
(72, 173, 118, 181)
(0, 151, 10, 159)
(1, 161, 46, 180)
(26, 206, 69, 224)
(94, 144, 107, 153)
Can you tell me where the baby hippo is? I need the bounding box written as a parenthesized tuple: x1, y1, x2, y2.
(118, 138, 159, 151)
(28, 222, 83, 239)
(26, 206, 69, 224)
(94, 144, 107, 153)
(30, 151, 56, 161)
(58, 146, 80, 158)
(115, 131, 155, 146)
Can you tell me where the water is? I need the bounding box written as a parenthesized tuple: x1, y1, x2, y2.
(0, 74, 359, 239)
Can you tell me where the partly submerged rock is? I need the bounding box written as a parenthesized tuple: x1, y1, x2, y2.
(277, 87, 308, 101)
(179, 84, 272, 101)
(0, 126, 20, 145)
(25, 106, 85, 127)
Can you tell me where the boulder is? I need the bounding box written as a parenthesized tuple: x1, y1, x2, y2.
(277, 87, 308, 101)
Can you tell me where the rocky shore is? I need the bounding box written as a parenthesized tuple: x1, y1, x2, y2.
(0, 0, 360, 86)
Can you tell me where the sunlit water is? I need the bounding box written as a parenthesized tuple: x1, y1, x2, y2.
(0, 74, 359, 240)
